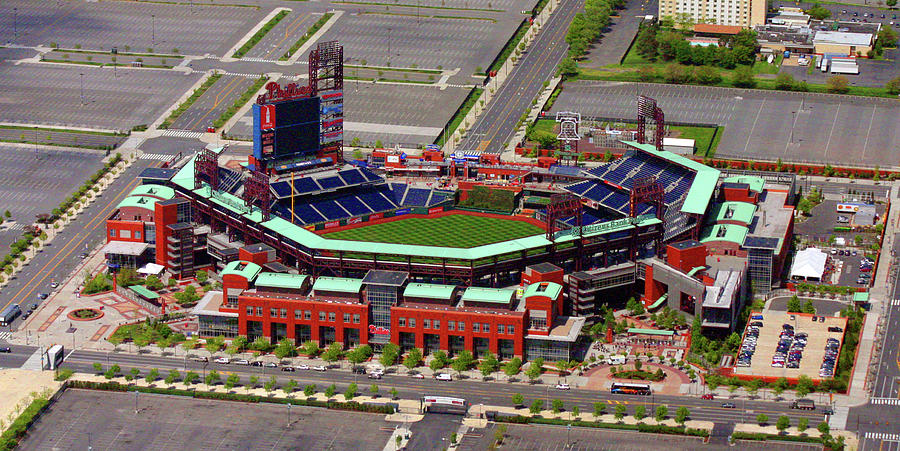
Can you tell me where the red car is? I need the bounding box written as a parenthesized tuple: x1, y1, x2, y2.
(701, 394, 714, 400)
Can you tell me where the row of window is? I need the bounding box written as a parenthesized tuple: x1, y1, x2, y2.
(396, 317, 515, 335)
(244, 306, 360, 324)
(109, 229, 142, 240)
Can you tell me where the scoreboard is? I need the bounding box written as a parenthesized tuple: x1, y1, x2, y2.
(253, 96, 321, 162)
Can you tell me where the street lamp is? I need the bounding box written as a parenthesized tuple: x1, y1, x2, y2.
(13, 8, 17, 42)
(152, 14, 155, 46)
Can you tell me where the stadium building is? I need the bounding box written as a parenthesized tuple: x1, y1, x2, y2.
(104, 49, 794, 352)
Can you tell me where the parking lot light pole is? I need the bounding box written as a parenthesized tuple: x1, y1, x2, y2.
(152, 15, 155, 46)
(13, 8, 17, 42)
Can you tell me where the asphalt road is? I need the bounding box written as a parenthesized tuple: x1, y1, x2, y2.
(169, 74, 258, 132)
(0, 157, 159, 329)
(21, 348, 829, 428)
(457, 0, 579, 154)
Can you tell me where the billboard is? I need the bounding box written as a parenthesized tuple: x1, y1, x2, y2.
(253, 94, 321, 162)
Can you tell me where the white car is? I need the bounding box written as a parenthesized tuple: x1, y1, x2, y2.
(555, 383, 571, 390)
(264, 362, 278, 368)
(295, 364, 310, 370)
(214, 357, 230, 364)
(233, 359, 250, 365)
(312, 365, 327, 372)
(410, 373, 425, 379)
(435, 373, 452, 381)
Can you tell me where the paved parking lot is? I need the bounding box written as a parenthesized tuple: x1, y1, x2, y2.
(551, 81, 900, 168)
(170, 74, 259, 132)
(19, 388, 395, 451)
(0, 144, 104, 251)
(734, 311, 847, 381)
(781, 48, 900, 89)
(228, 82, 469, 147)
(0, 0, 264, 56)
(312, 12, 513, 72)
(0, 62, 201, 130)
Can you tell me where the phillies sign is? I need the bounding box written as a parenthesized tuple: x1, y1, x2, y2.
(256, 81, 312, 104)
(260, 104, 276, 130)
(369, 325, 390, 335)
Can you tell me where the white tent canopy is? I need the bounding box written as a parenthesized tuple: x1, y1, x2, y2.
(790, 248, 827, 281)
(138, 263, 166, 276)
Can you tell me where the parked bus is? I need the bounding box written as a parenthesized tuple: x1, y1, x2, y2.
(422, 395, 468, 415)
(610, 382, 652, 396)
(0, 304, 20, 327)
(46, 344, 65, 370)
(791, 399, 815, 410)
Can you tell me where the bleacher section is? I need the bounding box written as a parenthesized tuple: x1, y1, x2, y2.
(404, 188, 432, 207)
(578, 150, 695, 210)
(218, 168, 244, 194)
(356, 189, 397, 213)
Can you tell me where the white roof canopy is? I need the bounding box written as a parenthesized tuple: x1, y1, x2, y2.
(790, 248, 827, 280)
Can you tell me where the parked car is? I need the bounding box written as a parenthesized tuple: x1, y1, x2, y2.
(828, 326, 843, 332)
(352, 366, 367, 374)
(214, 357, 230, 364)
(191, 356, 208, 362)
(0, 347, 11, 353)
(722, 403, 736, 408)
(410, 373, 425, 379)
(368, 373, 382, 379)
(264, 362, 278, 368)
(37, 293, 49, 300)
(701, 394, 714, 400)
(435, 373, 452, 381)
(312, 365, 327, 371)
(233, 359, 250, 365)
(250, 361, 264, 367)
(295, 364, 310, 370)
(281, 366, 296, 372)
(555, 383, 571, 390)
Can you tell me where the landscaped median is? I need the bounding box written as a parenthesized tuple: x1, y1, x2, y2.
(233, 10, 290, 59)
(159, 72, 222, 129)
(732, 421, 855, 450)
(211, 75, 269, 129)
(280, 12, 334, 61)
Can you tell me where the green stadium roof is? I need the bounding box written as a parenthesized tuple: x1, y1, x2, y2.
(709, 201, 757, 225)
(623, 142, 720, 215)
(522, 282, 562, 301)
(130, 185, 176, 200)
(852, 292, 869, 302)
(723, 176, 765, 193)
(254, 272, 308, 290)
(403, 283, 457, 300)
(129, 285, 160, 300)
(221, 260, 262, 281)
(700, 224, 749, 246)
(171, 154, 664, 261)
(313, 277, 363, 294)
(117, 195, 158, 210)
(461, 287, 515, 304)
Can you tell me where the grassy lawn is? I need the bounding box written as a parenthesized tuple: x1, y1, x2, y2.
(322, 214, 544, 248)
(532, 119, 556, 134)
(668, 125, 721, 157)
(751, 54, 783, 75)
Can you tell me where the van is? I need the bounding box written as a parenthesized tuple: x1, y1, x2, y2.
(435, 373, 452, 381)
(607, 355, 626, 365)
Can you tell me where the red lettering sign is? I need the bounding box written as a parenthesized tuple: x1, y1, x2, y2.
(370, 213, 383, 220)
(368, 325, 390, 335)
(348, 217, 362, 224)
(428, 207, 443, 215)
(324, 221, 339, 229)
(260, 104, 276, 129)
(256, 81, 313, 104)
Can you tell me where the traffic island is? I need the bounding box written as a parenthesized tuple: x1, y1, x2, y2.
(67, 308, 104, 321)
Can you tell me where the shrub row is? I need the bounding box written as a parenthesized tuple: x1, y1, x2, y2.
(732, 431, 823, 444)
(67, 380, 395, 414)
(159, 74, 223, 129)
(280, 13, 334, 61)
(233, 10, 289, 58)
(0, 398, 50, 451)
(211, 76, 269, 129)
(493, 415, 709, 437)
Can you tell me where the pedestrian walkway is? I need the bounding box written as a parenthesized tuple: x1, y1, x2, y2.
(20, 348, 44, 371)
(866, 432, 900, 441)
(870, 397, 900, 405)
(161, 129, 205, 139)
(139, 153, 175, 161)
(223, 72, 264, 78)
(0, 332, 10, 340)
(891, 299, 900, 306)
(237, 57, 278, 64)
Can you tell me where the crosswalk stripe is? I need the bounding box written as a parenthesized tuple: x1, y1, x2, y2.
(223, 72, 265, 78)
(0, 331, 11, 340)
(139, 153, 175, 161)
(161, 129, 205, 139)
(870, 397, 900, 405)
(866, 432, 900, 441)
(891, 299, 900, 306)
(3, 222, 24, 231)
(239, 57, 278, 64)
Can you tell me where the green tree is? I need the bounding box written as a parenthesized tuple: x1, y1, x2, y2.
(104, 364, 121, 380)
(325, 383, 336, 398)
(675, 406, 689, 425)
(558, 57, 578, 76)
(167, 278, 177, 288)
(451, 350, 475, 377)
(798, 417, 808, 432)
(774, 72, 796, 91)
(807, 5, 831, 20)
(479, 351, 500, 379)
(264, 376, 277, 393)
(144, 275, 163, 290)
(530, 399, 544, 414)
(402, 347, 423, 370)
(503, 357, 522, 380)
(145, 368, 159, 384)
(818, 421, 830, 435)
(551, 399, 564, 414)
(205, 369, 221, 386)
(204, 336, 225, 354)
(301, 340, 320, 356)
(802, 299, 816, 314)
(796, 374, 815, 397)
(370, 384, 380, 398)
(322, 342, 344, 364)
(593, 402, 607, 418)
(512, 393, 524, 407)
(776, 415, 791, 433)
(173, 285, 200, 305)
(184, 371, 199, 386)
(655, 404, 668, 422)
(389, 387, 399, 400)
(304, 384, 316, 397)
(826, 75, 849, 94)
(195, 270, 208, 284)
(225, 373, 240, 391)
(757, 413, 768, 426)
(732, 66, 756, 88)
(344, 382, 358, 400)
(525, 358, 544, 383)
(274, 338, 297, 359)
(694, 66, 722, 85)
(249, 375, 259, 389)
(93, 363, 103, 374)
(380, 343, 400, 367)
(283, 379, 298, 396)
(634, 405, 646, 421)
(786, 295, 803, 313)
(614, 404, 627, 421)
(430, 351, 449, 372)
(165, 369, 179, 385)
(130, 367, 140, 380)
(886, 75, 900, 95)
(572, 405, 580, 419)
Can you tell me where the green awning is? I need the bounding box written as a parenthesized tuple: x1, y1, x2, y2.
(648, 294, 668, 310)
(130, 285, 160, 300)
(627, 327, 674, 336)
(852, 292, 869, 302)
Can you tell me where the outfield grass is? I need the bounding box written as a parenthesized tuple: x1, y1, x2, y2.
(322, 214, 544, 248)
(668, 125, 721, 157)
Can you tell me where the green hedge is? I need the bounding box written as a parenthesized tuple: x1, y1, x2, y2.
(280, 13, 334, 61)
(233, 10, 289, 58)
(732, 431, 823, 444)
(0, 397, 51, 451)
(159, 73, 223, 129)
(211, 76, 269, 129)
(67, 380, 395, 414)
(493, 415, 709, 437)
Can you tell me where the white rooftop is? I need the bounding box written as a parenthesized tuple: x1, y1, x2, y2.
(790, 247, 827, 280)
(814, 31, 873, 46)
